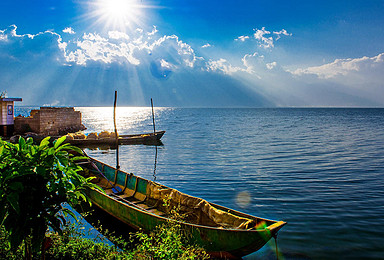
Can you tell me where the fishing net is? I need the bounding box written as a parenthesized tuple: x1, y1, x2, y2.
(146, 182, 255, 229)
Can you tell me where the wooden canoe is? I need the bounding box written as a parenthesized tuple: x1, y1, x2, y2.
(77, 156, 286, 258)
(67, 131, 165, 146)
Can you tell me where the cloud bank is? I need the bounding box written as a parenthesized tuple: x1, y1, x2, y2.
(0, 24, 383, 107)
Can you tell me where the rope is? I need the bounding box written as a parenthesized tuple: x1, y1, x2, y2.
(273, 234, 279, 260)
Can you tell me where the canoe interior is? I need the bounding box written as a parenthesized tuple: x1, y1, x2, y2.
(82, 159, 275, 229)
(79, 157, 286, 257)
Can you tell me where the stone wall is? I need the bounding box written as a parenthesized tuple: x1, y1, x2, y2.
(14, 110, 40, 133)
(14, 107, 85, 135)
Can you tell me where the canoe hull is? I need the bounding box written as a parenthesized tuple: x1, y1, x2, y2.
(80, 156, 286, 257)
(85, 188, 282, 257)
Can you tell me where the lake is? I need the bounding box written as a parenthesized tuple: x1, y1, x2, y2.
(15, 107, 384, 259)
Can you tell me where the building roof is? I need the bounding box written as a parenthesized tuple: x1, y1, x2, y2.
(0, 98, 22, 102)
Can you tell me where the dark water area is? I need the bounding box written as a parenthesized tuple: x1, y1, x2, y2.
(15, 107, 384, 259)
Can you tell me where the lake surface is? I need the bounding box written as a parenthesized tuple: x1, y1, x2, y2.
(15, 107, 384, 259)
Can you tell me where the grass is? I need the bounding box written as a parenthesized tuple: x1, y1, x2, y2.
(0, 213, 210, 260)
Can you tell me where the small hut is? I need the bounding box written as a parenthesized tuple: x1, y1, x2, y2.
(0, 97, 22, 137)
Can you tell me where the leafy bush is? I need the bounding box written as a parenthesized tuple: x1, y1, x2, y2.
(0, 136, 101, 255)
(46, 216, 208, 260)
(130, 222, 209, 260)
(0, 225, 24, 259)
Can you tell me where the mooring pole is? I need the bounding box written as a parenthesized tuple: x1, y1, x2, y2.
(274, 234, 279, 260)
(151, 98, 156, 135)
(114, 90, 120, 170)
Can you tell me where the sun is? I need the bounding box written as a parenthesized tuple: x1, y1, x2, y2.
(103, 0, 136, 18)
(90, 0, 144, 31)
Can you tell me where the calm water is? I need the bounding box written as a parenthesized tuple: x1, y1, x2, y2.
(15, 107, 384, 259)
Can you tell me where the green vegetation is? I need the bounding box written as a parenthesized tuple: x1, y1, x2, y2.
(0, 137, 209, 259)
(0, 213, 209, 260)
(0, 136, 101, 258)
(131, 220, 209, 260)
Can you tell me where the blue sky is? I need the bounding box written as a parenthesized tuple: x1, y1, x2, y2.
(1, 0, 384, 107)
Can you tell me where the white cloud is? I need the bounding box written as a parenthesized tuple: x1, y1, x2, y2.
(235, 35, 249, 42)
(292, 53, 384, 79)
(43, 100, 60, 106)
(147, 26, 158, 36)
(59, 28, 204, 70)
(235, 27, 291, 49)
(63, 27, 75, 34)
(64, 32, 140, 65)
(0, 24, 38, 41)
(242, 52, 262, 74)
(273, 29, 292, 40)
(201, 43, 212, 48)
(0, 29, 7, 41)
(206, 58, 246, 75)
(108, 31, 130, 40)
(160, 59, 175, 70)
(254, 27, 274, 48)
(266, 62, 277, 70)
(204, 51, 278, 77)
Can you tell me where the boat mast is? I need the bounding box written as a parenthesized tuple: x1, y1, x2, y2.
(114, 90, 120, 170)
(151, 98, 156, 135)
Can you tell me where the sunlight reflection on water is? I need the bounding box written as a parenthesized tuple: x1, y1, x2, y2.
(76, 107, 171, 134)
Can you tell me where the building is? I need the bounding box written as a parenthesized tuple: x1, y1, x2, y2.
(14, 107, 86, 136)
(0, 97, 22, 137)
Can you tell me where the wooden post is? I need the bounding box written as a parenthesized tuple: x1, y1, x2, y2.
(153, 145, 158, 181)
(114, 91, 120, 170)
(151, 98, 156, 136)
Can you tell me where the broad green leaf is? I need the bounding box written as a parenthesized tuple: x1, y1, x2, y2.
(61, 208, 78, 221)
(29, 145, 36, 156)
(26, 137, 33, 145)
(76, 192, 88, 202)
(55, 144, 82, 155)
(18, 137, 26, 150)
(57, 156, 69, 166)
(47, 147, 55, 156)
(86, 182, 105, 193)
(54, 135, 67, 149)
(71, 155, 88, 161)
(39, 136, 51, 149)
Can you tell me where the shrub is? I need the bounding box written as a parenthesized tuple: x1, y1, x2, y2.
(0, 136, 101, 257)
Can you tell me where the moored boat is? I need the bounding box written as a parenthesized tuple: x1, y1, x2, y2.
(77, 156, 286, 258)
(9, 131, 165, 147)
(66, 131, 165, 146)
